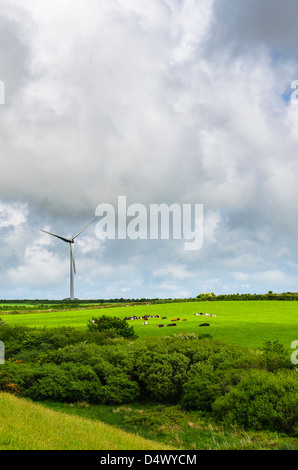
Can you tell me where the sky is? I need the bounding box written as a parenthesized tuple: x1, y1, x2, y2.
(1, 0, 298, 300)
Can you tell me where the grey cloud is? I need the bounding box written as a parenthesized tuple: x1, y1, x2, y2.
(0, 1, 298, 298)
(207, 0, 298, 57)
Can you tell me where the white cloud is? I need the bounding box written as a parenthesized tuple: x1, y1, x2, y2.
(0, 1, 297, 298)
(152, 264, 193, 280)
(0, 201, 28, 229)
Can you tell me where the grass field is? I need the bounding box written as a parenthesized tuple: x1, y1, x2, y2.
(0, 393, 176, 450)
(1, 300, 297, 451)
(2, 300, 297, 349)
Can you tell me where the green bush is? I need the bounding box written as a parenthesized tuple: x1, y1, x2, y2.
(99, 344, 136, 376)
(23, 363, 103, 403)
(212, 369, 298, 434)
(0, 324, 90, 359)
(180, 362, 219, 411)
(260, 340, 293, 372)
(38, 343, 100, 366)
(134, 351, 190, 402)
(0, 324, 33, 357)
(87, 315, 138, 340)
(23, 364, 71, 401)
(188, 338, 240, 368)
(0, 362, 38, 391)
(101, 374, 140, 404)
(26, 342, 140, 404)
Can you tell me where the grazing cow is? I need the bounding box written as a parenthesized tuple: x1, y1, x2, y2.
(199, 323, 210, 327)
(142, 321, 148, 325)
(167, 323, 177, 326)
(156, 324, 164, 328)
(195, 313, 203, 316)
(211, 314, 216, 317)
(171, 318, 180, 321)
(182, 319, 187, 321)
(162, 317, 167, 319)
(204, 313, 210, 316)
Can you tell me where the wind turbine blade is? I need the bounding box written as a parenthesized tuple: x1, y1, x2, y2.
(40, 229, 70, 243)
(71, 217, 98, 240)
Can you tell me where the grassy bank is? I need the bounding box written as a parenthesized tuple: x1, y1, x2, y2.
(42, 401, 298, 450)
(0, 393, 175, 450)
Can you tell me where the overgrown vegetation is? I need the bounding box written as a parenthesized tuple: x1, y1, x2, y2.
(0, 317, 297, 439)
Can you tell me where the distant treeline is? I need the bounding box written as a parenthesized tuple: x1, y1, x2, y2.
(196, 292, 298, 301)
(0, 291, 298, 308)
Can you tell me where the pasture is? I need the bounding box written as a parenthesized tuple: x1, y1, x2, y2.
(2, 300, 297, 349)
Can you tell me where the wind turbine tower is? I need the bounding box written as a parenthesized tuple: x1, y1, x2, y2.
(41, 218, 97, 300)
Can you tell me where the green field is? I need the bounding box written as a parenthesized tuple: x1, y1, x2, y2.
(2, 300, 297, 349)
(1, 300, 297, 451)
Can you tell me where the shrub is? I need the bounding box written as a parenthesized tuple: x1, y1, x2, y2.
(87, 316, 138, 340)
(98, 344, 136, 376)
(134, 351, 190, 402)
(180, 362, 219, 411)
(25, 342, 140, 405)
(166, 332, 198, 340)
(260, 340, 294, 372)
(0, 324, 88, 359)
(0, 380, 21, 394)
(0, 362, 37, 392)
(212, 369, 298, 434)
(24, 371, 69, 401)
(101, 374, 140, 404)
(21, 326, 86, 350)
(38, 343, 103, 366)
(23, 363, 103, 403)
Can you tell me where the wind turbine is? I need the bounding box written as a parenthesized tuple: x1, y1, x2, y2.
(41, 218, 98, 300)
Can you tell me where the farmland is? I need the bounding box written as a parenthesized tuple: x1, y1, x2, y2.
(0, 299, 297, 451)
(1, 300, 297, 349)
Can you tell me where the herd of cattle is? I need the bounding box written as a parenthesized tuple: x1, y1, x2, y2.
(123, 312, 216, 327)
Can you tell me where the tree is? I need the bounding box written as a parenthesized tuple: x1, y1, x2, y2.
(87, 315, 138, 340)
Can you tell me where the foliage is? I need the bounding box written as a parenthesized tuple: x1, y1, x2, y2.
(181, 362, 219, 411)
(87, 315, 138, 340)
(212, 369, 298, 434)
(0, 321, 297, 435)
(134, 351, 190, 402)
(260, 340, 293, 372)
(22, 363, 103, 402)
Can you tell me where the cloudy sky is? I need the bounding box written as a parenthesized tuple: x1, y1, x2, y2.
(1, 0, 298, 300)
